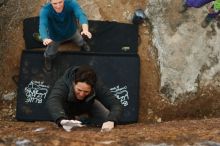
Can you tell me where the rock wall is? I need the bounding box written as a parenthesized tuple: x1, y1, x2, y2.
(145, 0, 220, 102)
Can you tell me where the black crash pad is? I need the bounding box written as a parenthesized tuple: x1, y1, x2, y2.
(16, 50, 140, 124)
(23, 16, 139, 53)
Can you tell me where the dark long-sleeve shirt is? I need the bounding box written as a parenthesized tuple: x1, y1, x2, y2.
(46, 66, 123, 125)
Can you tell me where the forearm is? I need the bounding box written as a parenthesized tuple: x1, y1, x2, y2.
(96, 81, 123, 123)
(39, 23, 48, 40)
(46, 81, 69, 123)
(39, 8, 49, 40)
(81, 24, 92, 38)
(46, 98, 67, 123)
(82, 24, 89, 32)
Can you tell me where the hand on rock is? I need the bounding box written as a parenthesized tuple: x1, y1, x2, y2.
(60, 120, 84, 132)
(101, 121, 114, 132)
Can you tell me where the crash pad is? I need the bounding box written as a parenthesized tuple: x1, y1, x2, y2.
(23, 17, 139, 53)
(16, 50, 140, 124)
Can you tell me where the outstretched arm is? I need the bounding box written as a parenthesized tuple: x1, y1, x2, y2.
(81, 24, 92, 39)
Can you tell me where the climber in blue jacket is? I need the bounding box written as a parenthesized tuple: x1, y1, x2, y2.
(37, 0, 92, 71)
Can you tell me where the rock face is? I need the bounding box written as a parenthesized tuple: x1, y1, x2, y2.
(78, 0, 102, 20)
(145, 0, 220, 102)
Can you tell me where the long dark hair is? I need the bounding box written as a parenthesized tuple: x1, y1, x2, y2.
(74, 65, 97, 88)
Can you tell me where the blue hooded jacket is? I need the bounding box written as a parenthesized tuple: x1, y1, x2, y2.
(39, 0, 88, 42)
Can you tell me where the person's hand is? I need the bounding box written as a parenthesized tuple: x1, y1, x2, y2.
(60, 120, 84, 132)
(43, 38, 53, 46)
(81, 31, 92, 39)
(101, 121, 114, 132)
(81, 24, 92, 39)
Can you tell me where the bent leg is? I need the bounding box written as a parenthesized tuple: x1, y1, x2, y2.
(44, 41, 60, 59)
(70, 30, 84, 47)
(70, 30, 91, 51)
(43, 41, 60, 71)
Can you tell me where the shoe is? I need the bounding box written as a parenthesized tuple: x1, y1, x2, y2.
(80, 42, 91, 52)
(201, 16, 212, 28)
(44, 57, 52, 72)
(33, 33, 42, 42)
(179, 0, 188, 13)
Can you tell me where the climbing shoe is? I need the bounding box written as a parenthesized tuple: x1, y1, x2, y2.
(44, 57, 53, 72)
(80, 42, 91, 52)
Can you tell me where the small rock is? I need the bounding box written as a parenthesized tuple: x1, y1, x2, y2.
(157, 118, 162, 123)
(33, 127, 46, 132)
(195, 141, 220, 146)
(98, 141, 115, 145)
(15, 139, 32, 146)
(2, 92, 16, 101)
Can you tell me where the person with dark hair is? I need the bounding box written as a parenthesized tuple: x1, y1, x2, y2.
(35, 0, 92, 71)
(179, 0, 220, 28)
(46, 65, 123, 132)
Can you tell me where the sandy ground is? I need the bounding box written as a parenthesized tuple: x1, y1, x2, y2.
(1, 118, 220, 146)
